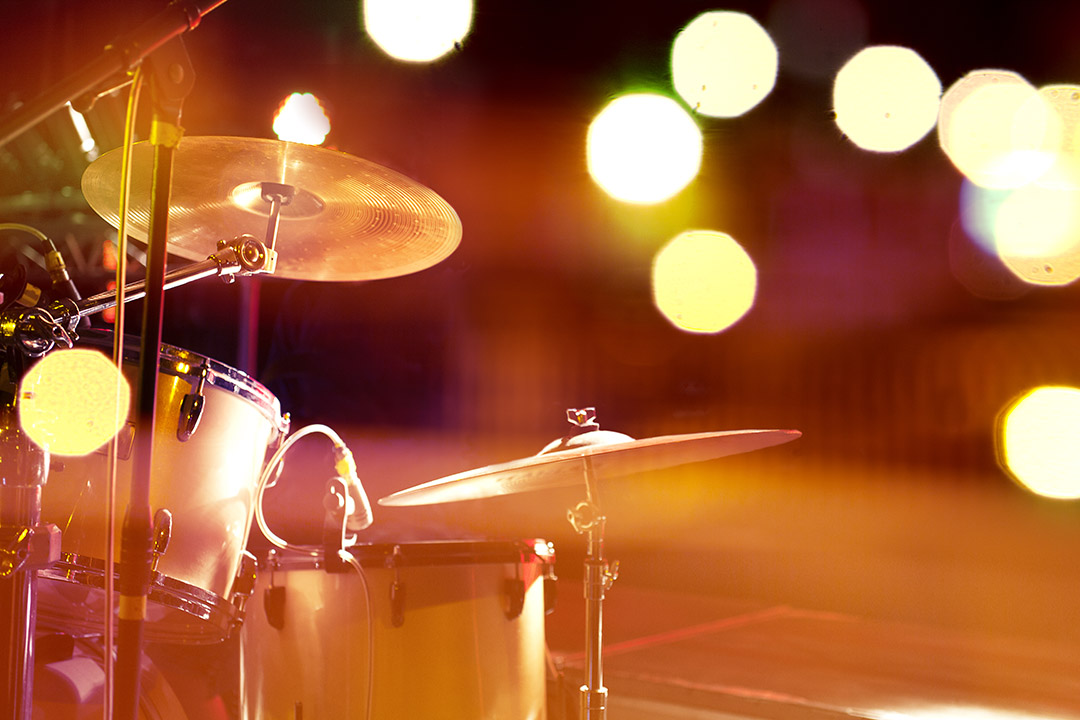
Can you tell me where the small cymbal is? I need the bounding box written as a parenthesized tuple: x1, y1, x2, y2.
(378, 428, 801, 507)
(81, 136, 462, 281)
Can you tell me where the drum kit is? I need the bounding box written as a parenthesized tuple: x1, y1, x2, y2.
(0, 5, 801, 720)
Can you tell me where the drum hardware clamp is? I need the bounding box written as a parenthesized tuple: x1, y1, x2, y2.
(229, 550, 259, 629)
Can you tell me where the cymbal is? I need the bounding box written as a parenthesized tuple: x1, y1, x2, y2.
(81, 136, 462, 281)
(378, 428, 801, 507)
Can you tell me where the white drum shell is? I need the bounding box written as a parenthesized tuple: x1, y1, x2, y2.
(241, 540, 552, 720)
(38, 333, 287, 643)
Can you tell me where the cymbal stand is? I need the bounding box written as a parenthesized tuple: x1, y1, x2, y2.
(567, 446, 619, 720)
(0, 405, 60, 720)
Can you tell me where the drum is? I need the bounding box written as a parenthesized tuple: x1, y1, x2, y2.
(33, 636, 188, 720)
(240, 539, 556, 720)
(37, 330, 289, 643)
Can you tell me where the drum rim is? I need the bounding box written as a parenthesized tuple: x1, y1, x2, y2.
(78, 328, 288, 434)
(261, 538, 555, 572)
(37, 552, 239, 644)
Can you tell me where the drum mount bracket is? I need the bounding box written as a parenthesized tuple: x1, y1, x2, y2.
(0, 524, 59, 577)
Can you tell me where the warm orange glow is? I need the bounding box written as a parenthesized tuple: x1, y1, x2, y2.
(832, 45, 941, 152)
(272, 93, 331, 146)
(652, 230, 757, 334)
(586, 94, 702, 204)
(671, 11, 778, 118)
(363, 0, 473, 63)
(1000, 386, 1080, 499)
(19, 349, 130, 456)
(938, 70, 1057, 189)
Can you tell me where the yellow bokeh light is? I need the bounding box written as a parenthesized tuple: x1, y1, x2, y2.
(19, 349, 130, 456)
(587, 94, 703, 205)
(272, 93, 331, 146)
(938, 70, 1058, 189)
(1000, 386, 1080, 499)
(832, 45, 941, 153)
(363, 0, 473, 63)
(671, 11, 778, 118)
(652, 230, 757, 334)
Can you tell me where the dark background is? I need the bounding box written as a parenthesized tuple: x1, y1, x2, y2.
(6, 0, 1080, 645)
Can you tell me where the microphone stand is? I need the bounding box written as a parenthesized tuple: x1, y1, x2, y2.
(111, 33, 196, 720)
(0, 0, 228, 150)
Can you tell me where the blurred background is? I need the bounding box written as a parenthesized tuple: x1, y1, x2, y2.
(6, 2, 1080, 713)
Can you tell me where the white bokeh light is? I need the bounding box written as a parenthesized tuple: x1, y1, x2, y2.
(272, 93, 331, 146)
(672, 11, 778, 118)
(363, 0, 473, 63)
(587, 94, 703, 204)
(938, 70, 1058, 189)
(833, 45, 941, 152)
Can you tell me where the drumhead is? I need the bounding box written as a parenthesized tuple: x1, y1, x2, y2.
(76, 329, 287, 436)
(37, 553, 241, 644)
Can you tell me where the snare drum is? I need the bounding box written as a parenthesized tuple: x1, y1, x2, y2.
(38, 330, 288, 643)
(240, 539, 556, 720)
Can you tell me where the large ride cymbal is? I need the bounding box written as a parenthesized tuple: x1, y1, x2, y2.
(378, 428, 801, 507)
(81, 136, 462, 281)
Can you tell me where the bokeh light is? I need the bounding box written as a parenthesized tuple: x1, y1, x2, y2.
(832, 45, 941, 152)
(938, 70, 1058, 189)
(959, 178, 1080, 286)
(363, 0, 473, 63)
(994, 183, 1080, 285)
(587, 94, 703, 204)
(1000, 386, 1080, 499)
(652, 230, 757, 334)
(272, 93, 331, 146)
(1029, 84, 1080, 190)
(671, 11, 778, 118)
(19, 349, 130, 456)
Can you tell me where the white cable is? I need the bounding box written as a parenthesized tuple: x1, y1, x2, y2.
(339, 549, 375, 720)
(250, 423, 373, 555)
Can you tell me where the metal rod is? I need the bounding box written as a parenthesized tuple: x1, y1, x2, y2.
(580, 518, 609, 720)
(75, 256, 223, 318)
(0, 408, 50, 720)
(114, 118, 176, 720)
(0, 487, 39, 720)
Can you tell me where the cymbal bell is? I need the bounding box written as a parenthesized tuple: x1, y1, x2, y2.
(378, 428, 801, 507)
(81, 136, 462, 281)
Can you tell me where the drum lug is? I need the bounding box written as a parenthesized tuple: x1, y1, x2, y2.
(229, 550, 258, 626)
(390, 579, 406, 628)
(264, 584, 287, 631)
(504, 578, 525, 620)
(263, 550, 287, 630)
(177, 361, 209, 442)
(543, 562, 558, 616)
(150, 508, 172, 574)
(389, 545, 405, 627)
